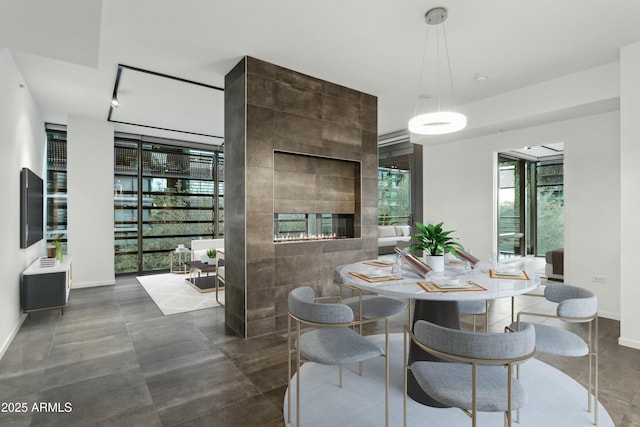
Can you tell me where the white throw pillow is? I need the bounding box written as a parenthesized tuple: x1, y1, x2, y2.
(378, 226, 397, 238)
(396, 225, 411, 236)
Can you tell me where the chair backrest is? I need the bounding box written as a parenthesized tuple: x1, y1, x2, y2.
(544, 283, 597, 321)
(414, 320, 535, 361)
(288, 286, 354, 324)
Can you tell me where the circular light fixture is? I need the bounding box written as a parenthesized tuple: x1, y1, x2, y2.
(408, 111, 467, 135)
(408, 7, 466, 136)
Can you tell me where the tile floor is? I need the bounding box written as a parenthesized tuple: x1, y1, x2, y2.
(0, 275, 638, 426)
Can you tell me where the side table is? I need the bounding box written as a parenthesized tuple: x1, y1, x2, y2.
(185, 259, 224, 301)
(170, 248, 191, 274)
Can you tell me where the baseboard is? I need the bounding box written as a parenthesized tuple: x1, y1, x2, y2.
(598, 311, 620, 321)
(0, 313, 27, 360)
(618, 337, 640, 350)
(72, 280, 115, 289)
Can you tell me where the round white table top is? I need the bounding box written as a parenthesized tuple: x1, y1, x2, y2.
(336, 259, 540, 301)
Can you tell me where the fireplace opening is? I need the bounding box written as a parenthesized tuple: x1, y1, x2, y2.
(274, 213, 355, 242)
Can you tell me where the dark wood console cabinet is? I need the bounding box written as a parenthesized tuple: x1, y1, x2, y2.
(22, 255, 72, 316)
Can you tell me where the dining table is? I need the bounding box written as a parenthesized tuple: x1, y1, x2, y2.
(335, 256, 540, 407)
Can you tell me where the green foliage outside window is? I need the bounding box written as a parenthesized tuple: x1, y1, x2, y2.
(536, 186, 564, 255)
(378, 167, 410, 225)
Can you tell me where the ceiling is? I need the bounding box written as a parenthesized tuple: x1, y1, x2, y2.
(2, 0, 640, 146)
(503, 142, 564, 162)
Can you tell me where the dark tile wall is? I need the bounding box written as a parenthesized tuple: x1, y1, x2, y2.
(224, 58, 247, 337)
(224, 56, 378, 338)
(273, 152, 359, 216)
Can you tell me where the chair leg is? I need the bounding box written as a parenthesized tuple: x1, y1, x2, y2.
(296, 322, 302, 427)
(485, 300, 489, 332)
(403, 329, 408, 427)
(511, 296, 515, 323)
(506, 364, 513, 427)
(515, 362, 521, 423)
(472, 362, 477, 427)
(287, 316, 292, 424)
(587, 318, 593, 417)
(594, 316, 599, 425)
(384, 319, 389, 427)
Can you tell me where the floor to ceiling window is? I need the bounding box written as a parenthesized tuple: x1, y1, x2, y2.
(378, 137, 423, 227)
(45, 124, 68, 253)
(114, 135, 223, 274)
(378, 166, 410, 225)
(535, 159, 564, 256)
(497, 143, 564, 259)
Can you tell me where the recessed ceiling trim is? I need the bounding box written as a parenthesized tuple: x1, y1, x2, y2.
(108, 119, 223, 140)
(107, 64, 224, 139)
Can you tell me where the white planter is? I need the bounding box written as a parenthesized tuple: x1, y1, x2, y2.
(202, 256, 217, 265)
(424, 255, 445, 272)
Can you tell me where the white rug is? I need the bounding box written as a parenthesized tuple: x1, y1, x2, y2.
(284, 333, 612, 427)
(137, 273, 224, 315)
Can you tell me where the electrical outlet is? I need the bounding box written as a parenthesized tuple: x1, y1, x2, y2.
(592, 275, 606, 284)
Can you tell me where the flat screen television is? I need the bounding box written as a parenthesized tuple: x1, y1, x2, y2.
(20, 167, 44, 249)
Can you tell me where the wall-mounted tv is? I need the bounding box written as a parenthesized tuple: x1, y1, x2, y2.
(20, 167, 44, 249)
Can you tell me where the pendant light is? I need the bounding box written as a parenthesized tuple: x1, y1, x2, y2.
(408, 7, 467, 135)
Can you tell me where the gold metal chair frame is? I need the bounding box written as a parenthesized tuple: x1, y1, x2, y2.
(214, 250, 224, 306)
(513, 308, 599, 425)
(287, 296, 389, 427)
(462, 300, 490, 332)
(334, 281, 411, 331)
(403, 324, 536, 427)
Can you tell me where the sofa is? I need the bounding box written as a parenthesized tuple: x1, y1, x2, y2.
(378, 225, 411, 254)
(191, 238, 224, 262)
(545, 248, 564, 281)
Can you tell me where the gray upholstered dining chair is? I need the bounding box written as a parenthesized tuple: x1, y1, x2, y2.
(403, 320, 536, 427)
(511, 283, 599, 425)
(288, 286, 389, 427)
(336, 280, 408, 329)
(334, 279, 407, 375)
(458, 300, 489, 332)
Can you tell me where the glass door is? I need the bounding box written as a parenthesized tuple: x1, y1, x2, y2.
(497, 156, 526, 259)
(497, 148, 564, 260)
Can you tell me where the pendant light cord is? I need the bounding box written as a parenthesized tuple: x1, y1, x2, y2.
(436, 20, 441, 112)
(441, 21, 458, 110)
(414, 24, 430, 116)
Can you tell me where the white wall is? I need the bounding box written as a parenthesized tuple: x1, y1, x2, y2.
(67, 116, 115, 288)
(460, 62, 620, 133)
(619, 42, 640, 349)
(0, 49, 46, 357)
(423, 111, 621, 319)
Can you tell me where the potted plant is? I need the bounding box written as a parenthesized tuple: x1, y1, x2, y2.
(202, 248, 217, 264)
(54, 241, 64, 263)
(409, 222, 464, 272)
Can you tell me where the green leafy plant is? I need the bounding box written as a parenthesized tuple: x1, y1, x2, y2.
(410, 222, 464, 256)
(206, 248, 217, 258)
(54, 241, 63, 263)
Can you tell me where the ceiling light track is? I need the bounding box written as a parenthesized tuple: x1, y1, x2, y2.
(107, 64, 225, 140)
